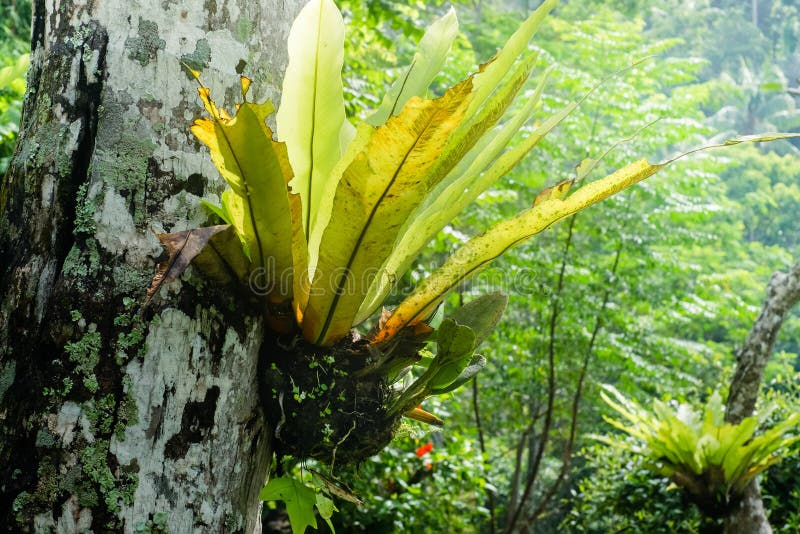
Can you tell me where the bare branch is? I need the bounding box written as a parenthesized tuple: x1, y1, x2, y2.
(723, 259, 800, 534)
(504, 213, 576, 533)
(473, 376, 497, 534)
(726, 260, 800, 424)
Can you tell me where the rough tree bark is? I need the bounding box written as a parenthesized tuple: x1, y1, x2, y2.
(723, 260, 800, 534)
(0, 0, 302, 531)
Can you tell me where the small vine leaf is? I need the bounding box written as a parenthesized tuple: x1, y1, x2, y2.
(145, 225, 232, 306)
(315, 493, 338, 533)
(427, 318, 476, 391)
(200, 189, 243, 230)
(436, 318, 476, 362)
(389, 318, 475, 415)
(199, 198, 230, 224)
(428, 354, 475, 394)
(259, 476, 317, 534)
(428, 353, 486, 396)
(448, 292, 508, 347)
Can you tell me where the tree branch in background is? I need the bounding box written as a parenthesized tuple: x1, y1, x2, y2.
(472, 376, 497, 534)
(503, 213, 577, 533)
(724, 259, 800, 534)
(504, 185, 631, 531)
(524, 225, 626, 527)
(726, 260, 800, 423)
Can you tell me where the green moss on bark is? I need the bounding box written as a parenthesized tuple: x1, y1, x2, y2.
(181, 38, 211, 74)
(0, 361, 16, 404)
(125, 18, 165, 66)
(65, 330, 102, 393)
(81, 439, 138, 515)
(74, 183, 97, 235)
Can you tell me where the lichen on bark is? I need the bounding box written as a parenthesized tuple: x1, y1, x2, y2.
(723, 260, 800, 534)
(0, 0, 305, 531)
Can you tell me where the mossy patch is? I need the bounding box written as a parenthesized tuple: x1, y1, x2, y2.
(113, 300, 148, 364)
(42, 377, 74, 399)
(133, 511, 169, 533)
(0, 360, 16, 404)
(65, 330, 102, 393)
(73, 182, 97, 235)
(84, 394, 117, 435)
(20, 406, 140, 527)
(34, 428, 57, 448)
(32, 461, 59, 507)
(112, 265, 151, 299)
(116, 390, 139, 441)
(35, 93, 51, 124)
(26, 118, 83, 179)
(12, 491, 29, 525)
(260, 333, 401, 467)
(180, 38, 211, 77)
(93, 135, 155, 224)
(81, 439, 138, 514)
(61, 239, 103, 291)
(125, 18, 166, 67)
(61, 246, 86, 281)
(235, 17, 252, 43)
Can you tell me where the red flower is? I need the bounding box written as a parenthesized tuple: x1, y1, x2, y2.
(415, 442, 434, 458)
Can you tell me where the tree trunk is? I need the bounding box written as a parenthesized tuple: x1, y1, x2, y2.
(723, 260, 800, 534)
(0, 0, 303, 531)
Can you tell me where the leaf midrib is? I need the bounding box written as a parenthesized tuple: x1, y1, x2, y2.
(305, 0, 324, 240)
(212, 114, 267, 271)
(389, 59, 417, 118)
(315, 109, 442, 344)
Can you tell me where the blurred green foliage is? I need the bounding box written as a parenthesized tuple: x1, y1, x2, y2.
(567, 375, 800, 533)
(0, 0, 30, 174)
(563, 440, 704, 533)
(599, 386, 800, 517)
(759, 376, 800, 533)
(333, 429, 492, 532)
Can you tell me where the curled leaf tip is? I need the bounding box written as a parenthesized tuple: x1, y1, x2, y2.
(240, 76, 252, 100)
(534, 179, 573, 206)
(181, 61, 205, 84)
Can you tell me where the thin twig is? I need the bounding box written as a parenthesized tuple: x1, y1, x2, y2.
(506, 421, 536, 531)
(473, 376, 497, 534)
(329, 420, 357, 476)
(504, 212, 576, 533)
(524, 205, 627, 526)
